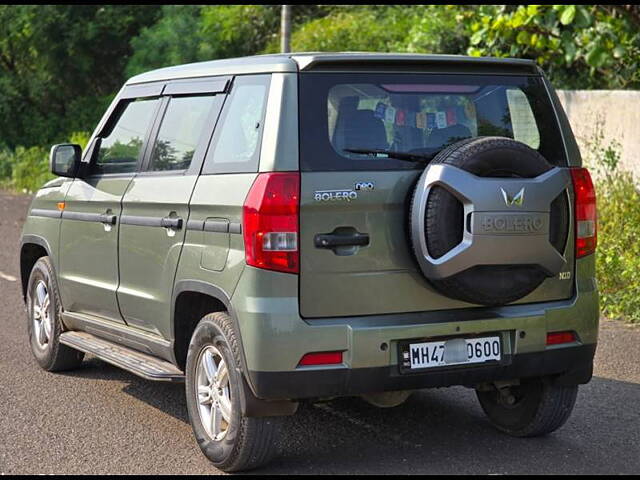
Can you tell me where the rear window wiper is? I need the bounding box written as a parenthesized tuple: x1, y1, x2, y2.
(343, 148, 436, 163)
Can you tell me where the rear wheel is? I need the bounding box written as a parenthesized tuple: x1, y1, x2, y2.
(26, 256, 84, 371)
(476, 377, 578, 437)
(185, 312, 280, 472)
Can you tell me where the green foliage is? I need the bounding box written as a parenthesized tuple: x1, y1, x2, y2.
(404, 6, 472, 54)
(127, 5, 285, 76)
(0, 149, 14, 183)
(1, 4, 638, 153)
(583, 126, 640, 323)
(0, 5, 159, 148)
(200, 5, 280, 58)
(69, 131, 91, 150)
(290, 6, 417, 52)
(0, 131, 90, 192)
(467, 5, 640, 89)
(9, 146, 52, 194)
(126, 5, 207, 77)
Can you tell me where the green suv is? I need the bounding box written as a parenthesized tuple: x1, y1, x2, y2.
(20, 53, 598, 472)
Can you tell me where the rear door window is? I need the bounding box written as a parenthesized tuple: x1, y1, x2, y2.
(148, 95, 217, 172)
(94, 98, 160, 175)
(299, 73, 566, 171)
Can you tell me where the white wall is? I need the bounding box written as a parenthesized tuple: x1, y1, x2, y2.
(556, 90, 640, 174)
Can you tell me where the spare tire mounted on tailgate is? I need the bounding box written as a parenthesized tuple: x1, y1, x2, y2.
(410, 137, 570, 306)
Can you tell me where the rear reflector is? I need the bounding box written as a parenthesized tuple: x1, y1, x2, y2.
(570, 168, 597, 258)
(243, 172, 300, 274)
(298, 351, 343, 366)
(546, 331, 576, 346)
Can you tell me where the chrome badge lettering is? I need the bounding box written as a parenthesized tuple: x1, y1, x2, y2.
(314, 189, 358, 202)
(355, 181, 374, 191)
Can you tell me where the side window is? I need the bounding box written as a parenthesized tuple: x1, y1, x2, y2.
(148, 95, 216, 172)
(94, 98, 159, 175)
(202, 75, 270, 174)
(506, 88, 541, 149)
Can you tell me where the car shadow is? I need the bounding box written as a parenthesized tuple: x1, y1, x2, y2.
(61, 357, 190, 424)
(61, 362, 640, 475)
(259, 376, 640, 475)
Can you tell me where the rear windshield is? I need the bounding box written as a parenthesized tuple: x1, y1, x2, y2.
(299, 73, 566, 171)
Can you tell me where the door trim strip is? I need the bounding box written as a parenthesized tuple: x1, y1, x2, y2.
(62, 211, 105, 223)
(119, 215, 163, 228)
(30, 208, 62, 219)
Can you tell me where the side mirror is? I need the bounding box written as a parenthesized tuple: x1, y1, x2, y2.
(50, 143, 82, 178)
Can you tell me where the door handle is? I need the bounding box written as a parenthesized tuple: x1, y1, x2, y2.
(99, 213, 117, 225)
(161, 216, 183, 230)
(315, 232, 370, 249)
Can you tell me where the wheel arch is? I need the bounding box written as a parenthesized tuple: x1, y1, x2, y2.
(172, 280, 298, 417)
(171, 280, 240, 371)
(20, 235, 53, 302)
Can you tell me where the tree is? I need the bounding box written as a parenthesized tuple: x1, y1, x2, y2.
(200, 5, 280, 58)
(466, 5, 640, 89)
(2, 4, 639, 153)
(403, 5, 472, 55)
(289, 6, 418, 53)
(126, 5, 290, 77)
(0, 5, 160, 148)
(126, 5, 205, 78)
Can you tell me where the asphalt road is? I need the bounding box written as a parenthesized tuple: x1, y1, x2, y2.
(1, 190, 639, 475)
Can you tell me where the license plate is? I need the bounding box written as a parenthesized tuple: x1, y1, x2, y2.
(406, 336, 501, 370)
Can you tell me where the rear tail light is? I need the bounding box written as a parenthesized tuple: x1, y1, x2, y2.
(570, 168, 597, 258)
(298, 351, 343, 366)
(546, 331, 576, 346)
(242, 172, 300, 274)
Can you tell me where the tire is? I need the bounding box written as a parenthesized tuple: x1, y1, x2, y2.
(185, 312, 280, 472)
(411, 136, 569, 306)
(476, 377, 578, 437)
(26, 256, 84, 371)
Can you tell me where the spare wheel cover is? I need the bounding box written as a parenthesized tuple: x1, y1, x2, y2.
(410, 136, 570, 306)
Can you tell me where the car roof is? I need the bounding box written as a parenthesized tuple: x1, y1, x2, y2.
(127, 52, 539, 85)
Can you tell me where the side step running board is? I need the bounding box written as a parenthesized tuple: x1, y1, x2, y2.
(60, 331, 184, 382)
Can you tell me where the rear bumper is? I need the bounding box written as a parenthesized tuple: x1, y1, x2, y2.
(231, 259, 599, 401)
(248, 343, 596, 400)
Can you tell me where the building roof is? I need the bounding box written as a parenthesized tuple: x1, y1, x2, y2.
(127, 52, 539, 85)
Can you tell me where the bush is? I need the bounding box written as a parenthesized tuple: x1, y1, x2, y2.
(69, 131, 91, 150)
(0, 131, 89, 193)
(404, 5, 471, 54)
(290, 6, 417, 52)
(10, 146, 52, 193)
(0, 148, 14, 184)
(584, 127, 640, 323)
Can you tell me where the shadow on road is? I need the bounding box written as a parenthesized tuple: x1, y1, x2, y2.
(62, 358, 189, 424)
(261, 376, 640, 474)
(59, 362, 640, 474)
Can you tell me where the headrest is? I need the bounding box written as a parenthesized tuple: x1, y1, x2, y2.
(335, 108, 388, 152)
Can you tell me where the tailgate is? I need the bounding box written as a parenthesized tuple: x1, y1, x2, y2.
(297, 71, 574, 318)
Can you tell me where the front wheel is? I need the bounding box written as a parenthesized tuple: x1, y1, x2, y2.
(26, 256, 84, 371)
(476, 377, 578, 437)
(185, 312, 280, 472)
